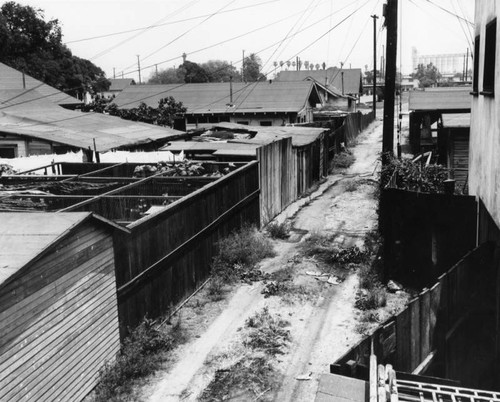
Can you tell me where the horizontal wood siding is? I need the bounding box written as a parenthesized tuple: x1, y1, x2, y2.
(0, 222, 120, 402)
(115, 162, 260, 334)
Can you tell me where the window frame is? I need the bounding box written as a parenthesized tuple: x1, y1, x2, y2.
(481, 18, 496, 97)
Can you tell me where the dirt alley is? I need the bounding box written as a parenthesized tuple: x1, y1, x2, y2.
(140, 116, 409, 402)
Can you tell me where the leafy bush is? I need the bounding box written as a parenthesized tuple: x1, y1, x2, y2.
(93, 318, 174, 401)
(381, 154, 448, 193)
(211, 225, 275, 283)
(266, 221, 290, 239)
(355, 287, 387, 310)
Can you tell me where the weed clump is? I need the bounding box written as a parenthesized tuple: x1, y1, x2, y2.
(244, 307, 290, 355)
(200, 307, 290, 401)
(355, 265, 387, 311)
(211, 225, 275, 284)
(93, 318, 177, 401)
(300, 234, 367, 268)
(266, 221, 290, 239)
(330, 150, 355, 171)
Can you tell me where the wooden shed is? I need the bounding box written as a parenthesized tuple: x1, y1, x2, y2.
(0, 212, 124, 402)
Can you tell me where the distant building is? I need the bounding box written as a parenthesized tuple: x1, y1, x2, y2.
(412, 47, 470, 75)
(113, 81, 345, 128)
(100, 78, 136, 99)
(0, 63, 184, 159)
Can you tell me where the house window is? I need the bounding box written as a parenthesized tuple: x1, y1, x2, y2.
(483, 18, 496, 95)
(236, 121, 249, 125)
(472, 35, 480, 94)
(0, 145, 17, 158)
(259, 121, 272, 126)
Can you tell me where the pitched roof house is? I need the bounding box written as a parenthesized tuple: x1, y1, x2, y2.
(113, 81, 333, 128)
(275, 67, 363, 97)
(0, 63, 185, 158)
(101, 78, 136, 98)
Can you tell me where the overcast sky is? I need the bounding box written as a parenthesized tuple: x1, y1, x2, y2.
(17, 0, 475, 81)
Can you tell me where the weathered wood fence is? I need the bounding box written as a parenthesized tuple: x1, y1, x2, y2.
(258, 111, 374, 225)
(328, 111, 375, 157)
(380, 188, 477, 287)
(114, 162, 260, 335)
(332, 242, 496, 388)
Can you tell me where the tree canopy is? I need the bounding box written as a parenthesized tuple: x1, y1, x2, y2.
(148, 59, 241, 84)
(412, 63, 442, 88)
(83, 96, 186, 128)
(243, 53, 266, 82)
(0, 1, 109, 96)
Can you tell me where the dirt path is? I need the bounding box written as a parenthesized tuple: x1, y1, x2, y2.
(142, 117, 404, 402)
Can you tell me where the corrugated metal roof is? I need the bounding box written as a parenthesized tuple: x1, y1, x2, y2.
(0, 212, 92, 285)
(0, 107, 185, 152)
(0, 62, 81, 107)
(113, 81, 319, 114)
(161, 122, 326, 151)
(408, 88, 472, 111)
(275, 67, 363, 95)
(441, 113, 470, 128)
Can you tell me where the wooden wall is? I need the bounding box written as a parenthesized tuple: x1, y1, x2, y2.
(114, 161, 260, 335)
(332, 243, 496, 388)
(0, 221, 120, 402)
(381, 188, 477, 287)
(257, 137, 297, 225)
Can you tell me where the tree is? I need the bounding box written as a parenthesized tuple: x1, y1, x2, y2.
(315, 64, 320, 70)
(279, 60, 284, 69)
(0, 1, 109, 96)
(322, 62, 326, 70)
(200, 60, 240, 82)
(304, 61, 309, 70)
(364, 70, 380, 85)
(177, 60, 209, 83)
(412, 63, 442, 88)
(243, 53, 265, 82)
(286, 60, 291, 70)
(106, 96, 186, 128)
(148, 68, 184, 84)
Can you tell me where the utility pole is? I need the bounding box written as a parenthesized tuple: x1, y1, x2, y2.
(371, 14, 379, 118)
(382, 0, 398, 164)
(242, 50, 245, 82)
(137, 55, 142, 84)
(155, 64, 158, 76)
(465, 48, 469, 81)
(113, 67, 116, 79)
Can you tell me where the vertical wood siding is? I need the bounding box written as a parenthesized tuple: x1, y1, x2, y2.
(0, 222, 120, 402)
(115, 162, 260, 335)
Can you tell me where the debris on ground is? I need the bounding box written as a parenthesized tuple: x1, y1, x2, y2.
(387, 279, 403, 292)
(295, 372, 312, 381)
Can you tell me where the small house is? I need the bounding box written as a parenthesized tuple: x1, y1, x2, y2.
(0, 212, 125, 402)
(113, 81, 329, 129)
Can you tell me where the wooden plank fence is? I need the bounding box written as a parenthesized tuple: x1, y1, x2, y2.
(332, 242, 495, 386)
(114, 161, 260, 335)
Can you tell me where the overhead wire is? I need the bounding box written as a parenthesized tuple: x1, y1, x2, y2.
(231, 0, 371, 112)
(65, 0, 279, 45)
(119, 0, 361, 79)
(420, 0, 474, 26)
(89, 0, 202, 61)
(133, 0, 238, 68)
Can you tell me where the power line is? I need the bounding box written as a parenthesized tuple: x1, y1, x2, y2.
(65, 0, 280, 45)
(135, 0, 238, 69)
(119, 1, 362, 79)
(89, 0, 202, 61)
(420, 0, 474, 26)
